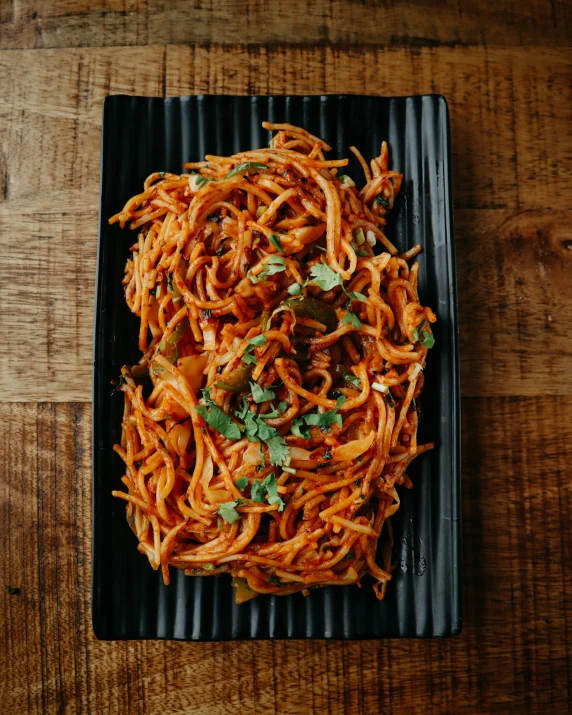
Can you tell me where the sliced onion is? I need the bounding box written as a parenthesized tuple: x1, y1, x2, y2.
(243, 442, 263, 466)
(178, 355, 208, 392)
(202, 325, 217, 351)
(289, 446, 313, 461)
(331, 430, 375, 462)
(169, 421, 192, 457)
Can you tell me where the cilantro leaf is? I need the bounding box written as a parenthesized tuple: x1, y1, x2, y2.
(249, 334, 267, 347)
(235, 477, 249, 492)
(278, 401, 287, 414)
(309, 263, 343, 292)
(342, 312, 362, 329)
(250, 381, 275, 404)
(196, 390, 241, 440)
(266, 436, 290, 467)
(291, 417, 311, 440)
(262, 473, 285, 511)
(269, 233, 284, 253)
(266, 255, 287, 276)
(217, 500, 241, 524)
(250, 473, 285, 511)
(287, 283, 302, 296)
(341, 366, 361, 389)
(346, 290, 367, 302)
(234, 398, 250, 420)
(304, 396, 346, 429)
(375, 195, 389, 209)
(250, 480, 266, 502)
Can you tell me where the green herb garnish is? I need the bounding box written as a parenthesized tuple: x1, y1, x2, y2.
(225, 162, 269, 179)
(195, 388, 241, 440)
(217, 500, 242, 524)
(342, 312, 362, 329)
(269, 233, 284, 253)
(250, 382, 275, 404)
(235, 477, 249, 492)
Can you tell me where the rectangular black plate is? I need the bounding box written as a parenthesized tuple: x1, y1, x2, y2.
(93, 94, 460, 640)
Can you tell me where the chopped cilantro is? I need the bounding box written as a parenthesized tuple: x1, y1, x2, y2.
(287, 282, 302, 296)
(341, 365, 361, 389)
(250, 382, 275, 404)
(342, 312, 362, 329)
(266, 436, 290, 467)
(217, 500, 241, 524)
(346, 290, 367, 302)
(309, 263, 343, 292)
(195, 388, 241, 440)
(5, 586, 20, 595)
(375, 195, 389, 209)
(250, 473, 285, 511)
(291, 417, 311, 440)
(268, 575, 283, 586)
(235, 477, 249, 492)
(305, 396, 346, 429)
(278, 401, 287, 414)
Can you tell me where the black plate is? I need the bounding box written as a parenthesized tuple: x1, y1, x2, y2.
(93, 94, 460, 640)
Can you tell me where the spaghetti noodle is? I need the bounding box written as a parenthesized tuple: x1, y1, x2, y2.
(110, 121, 436, 603)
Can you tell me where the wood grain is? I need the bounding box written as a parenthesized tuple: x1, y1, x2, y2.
(0, 45, 571, 401)
(1, 0, 571, 50)
(2, 398, 571, 714)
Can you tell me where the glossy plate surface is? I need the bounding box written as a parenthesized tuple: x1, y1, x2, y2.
(93, 94, 460, 639)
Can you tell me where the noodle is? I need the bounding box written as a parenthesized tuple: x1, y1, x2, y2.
(109, 122, 436, 603)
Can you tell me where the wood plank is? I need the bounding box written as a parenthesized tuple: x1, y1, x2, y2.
(0, 0, 570, 50)
(1, 398, 571, 713)
(0, 44, 571, 401)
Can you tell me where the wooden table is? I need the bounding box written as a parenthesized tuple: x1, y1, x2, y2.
(1, 3, 571, 713)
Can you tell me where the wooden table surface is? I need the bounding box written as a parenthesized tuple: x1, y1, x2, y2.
(1, 2, 571, 714)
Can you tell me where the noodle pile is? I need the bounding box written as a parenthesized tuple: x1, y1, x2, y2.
(110, 121, 436, 603)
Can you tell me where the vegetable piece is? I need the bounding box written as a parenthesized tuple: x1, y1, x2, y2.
(309, 263, 343, 292)
(412, 320, 435, 349)
(161, 318, 189, 363)
(284, 296, 338, 333)
(331, 430, 375, 461)
(233, 577, 257, 604)
(217, 500, 241, 524)
(305, 396, 346, 429)
(215, 360, 254, 392)
(287, 283, 302, 296)
(375, 195, 389, 209)
(196, 388, 241, 440)
(268, 233, 284, 253)
(249, 334, 267, 347)
(291, 417, 311, 440)
(354, 227, 366, 245)
(235, 477, 249, 491)
(225, 162, 269, 179)
(248, 255, 287, 284)
(341, 365, 361, 389)
(342, 312, 362, 329)
(179, 354, 208, 392)
(250, 381, 275, 404)
(250, 473, 285, 511)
